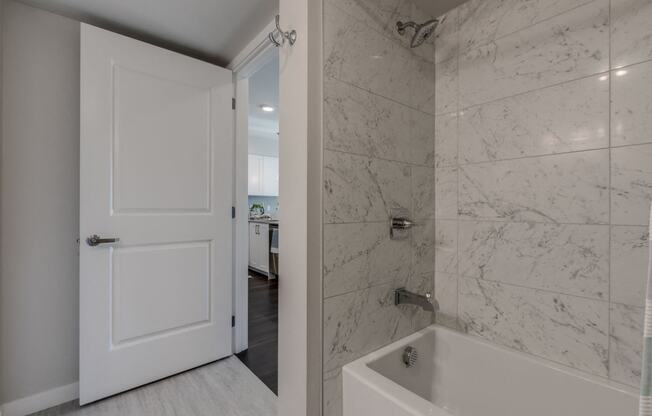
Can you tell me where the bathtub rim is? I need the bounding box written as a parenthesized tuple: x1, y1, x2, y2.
(343, 324, 638, 415)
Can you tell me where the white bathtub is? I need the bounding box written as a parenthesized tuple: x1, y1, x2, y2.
(343, 325, 638, 416)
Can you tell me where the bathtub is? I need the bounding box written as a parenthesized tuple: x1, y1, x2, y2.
(343, 325, 638, 416)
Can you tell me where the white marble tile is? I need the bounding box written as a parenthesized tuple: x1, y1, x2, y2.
(611, 226, 649, 307)
(435, 166, 458, 219)
(458, 0, 592, 52)
(323, 283, 432, 372)
(435, 57, 458, 115)
(324, 77, 435, 166)
(324, 77, 410, 163)
(609, 303, 644, 387)
(412, 220, 436, 276)
(611, 144, 652, 225)
(459, 150, 610, 224)
(611, 0, 652, 68)
(324, 2, 413, 107)
(435, 112, 458, 168)
(459, 277, 609, 376)
(434, 8, 459, 64)
(435, 271, 458, 329)
(459, 75, 609, 163)
(459, 0, 609, 108)
(458, 221, 609, 299)
(435, 220, 458, 274)
(325, 0, 400, 39)
(324, 222, 411, 298)
(411, 166, 435, 220)
(409, 56, 437, 115)
(410, 110, 436, 166)
(323, 369, 343, 416)
(612, 60, 652, 147)
(324, 150, 411, 223)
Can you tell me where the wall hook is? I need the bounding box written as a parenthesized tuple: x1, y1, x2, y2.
(269, 15, 297, 47)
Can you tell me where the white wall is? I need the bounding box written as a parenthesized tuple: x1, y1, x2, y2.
(0, 0, 80, 406)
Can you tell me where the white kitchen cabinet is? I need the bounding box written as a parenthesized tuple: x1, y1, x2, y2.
(248, 154, 263, 196)
(248, 222, 269, 274)
(262, 156, 279, 196)
(248, 154, 278, 197)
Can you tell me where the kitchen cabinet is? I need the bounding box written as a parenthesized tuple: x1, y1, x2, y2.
(248, 222, 269, 274)
(248, 154, 278, 197)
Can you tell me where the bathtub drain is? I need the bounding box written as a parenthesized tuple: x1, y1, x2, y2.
(402, 346, 418, 368)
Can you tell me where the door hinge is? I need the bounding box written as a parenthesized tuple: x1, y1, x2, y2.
(232, 98, 236, 110)
(232, 316, 236, 327)
(232, 206, 236, 219)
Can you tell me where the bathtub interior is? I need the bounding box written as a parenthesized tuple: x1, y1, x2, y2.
(361, 326, 638, 416)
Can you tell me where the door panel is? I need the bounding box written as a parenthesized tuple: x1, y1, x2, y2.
(80, 24, 233, 404)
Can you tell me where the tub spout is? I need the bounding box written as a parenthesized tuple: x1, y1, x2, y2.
(394, 288, 439, 312)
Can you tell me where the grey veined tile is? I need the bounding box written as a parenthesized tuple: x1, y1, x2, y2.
(325, 0, 401, 39)
(459, 277, 609, 376)
(324, 2, 414, 107)
(459, 150, 609, 224)
(611, 226, 649, 307)
(458, 221, 609, 300)
(609, 303, 644, 387)
(459, 75, 609, 163)
(324, 77, 435, 166)
(611, 0, 652, 69)
(611, 144, 652, 225)
(323, 369, 343, 416)
(435, 219, 458, 274)
(324, 150, 411, 223)
(323, 283, 432, 372)
(412, 220, 436, 276)
(612, 60, 652, 147)
(435, 271, 458, 329)
(324, 2, 436, 112)
(411, 166, 435, 220)
(459, 0, 609, 108)
(323, 222, 411, 298)
(435, 57, 458, 115)
(435, 112, 458, 168)
(458, 0, 592, 52)
(435, 166, 458, 219)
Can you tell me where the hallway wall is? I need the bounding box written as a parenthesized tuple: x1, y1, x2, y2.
(0, 0, 80, 406)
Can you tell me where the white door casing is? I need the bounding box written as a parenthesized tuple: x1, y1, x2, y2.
(80, 24, 233, 404)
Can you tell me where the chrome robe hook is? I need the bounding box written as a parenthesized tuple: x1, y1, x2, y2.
(269, 15, 297, 47)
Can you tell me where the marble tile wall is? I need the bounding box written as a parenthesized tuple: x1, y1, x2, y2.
(322, 0, 438, 414)
(435, 0, 652, 390)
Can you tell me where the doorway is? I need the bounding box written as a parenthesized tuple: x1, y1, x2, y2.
(235, 52, 280, 394)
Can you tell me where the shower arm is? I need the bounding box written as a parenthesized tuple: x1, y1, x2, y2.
(396, 21, 418, 35)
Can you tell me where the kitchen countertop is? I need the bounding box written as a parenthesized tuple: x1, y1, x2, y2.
(248, 218, 279, 225)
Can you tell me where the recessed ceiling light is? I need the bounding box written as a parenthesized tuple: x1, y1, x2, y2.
(260, 105, 275, 112)
(599, 75, 609, 81)
(616, 70, 628, 76)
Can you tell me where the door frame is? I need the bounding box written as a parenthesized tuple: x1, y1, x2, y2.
(228, 20, 277, 353)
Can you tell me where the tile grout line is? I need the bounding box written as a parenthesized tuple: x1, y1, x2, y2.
(457, 0, 598, 56)
(455, 6, 461, 330)
(436, 141, 652, 169)
(607, 0, 613, 381)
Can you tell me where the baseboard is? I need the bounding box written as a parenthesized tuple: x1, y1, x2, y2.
(0, 382, 78, 416)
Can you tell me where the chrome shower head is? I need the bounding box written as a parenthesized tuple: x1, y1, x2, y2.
(396, 18, 440, 48)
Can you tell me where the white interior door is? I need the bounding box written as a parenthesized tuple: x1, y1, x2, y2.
(80, 24, 233, 404)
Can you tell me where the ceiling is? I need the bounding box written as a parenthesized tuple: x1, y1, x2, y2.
(414, 0, 468, 18)
(18, 0, 279, 66)
(249, 54, 279, 141)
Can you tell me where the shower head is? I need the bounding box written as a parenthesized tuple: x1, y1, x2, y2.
(396, 18, 440, 48)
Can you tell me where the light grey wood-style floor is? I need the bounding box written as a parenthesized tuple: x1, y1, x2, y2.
(30, 357, 277, 416)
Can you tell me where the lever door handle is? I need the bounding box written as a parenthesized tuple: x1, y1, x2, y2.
(86, 234, 120, 247)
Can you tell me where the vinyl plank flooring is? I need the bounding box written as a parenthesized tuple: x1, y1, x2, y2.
(236, 271, 278, 395)
(30, 357, 277, 416)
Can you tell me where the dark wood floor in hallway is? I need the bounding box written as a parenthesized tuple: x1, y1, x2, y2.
(236, 270, 278, 394)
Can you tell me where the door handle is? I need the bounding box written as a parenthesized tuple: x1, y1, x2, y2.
(86, 234, 120, 247)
